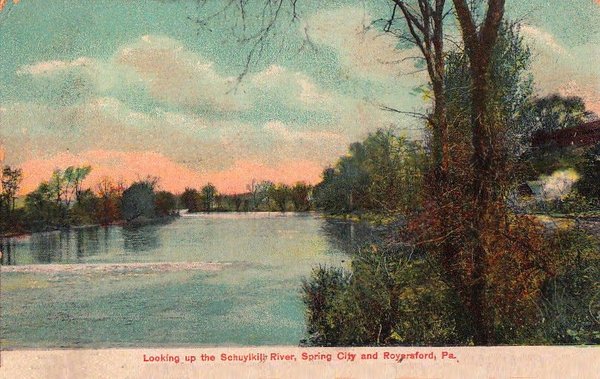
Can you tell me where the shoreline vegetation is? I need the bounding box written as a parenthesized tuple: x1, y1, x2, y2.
(2, 9, 600, 347)
(2, 122, 598, 239)
(1, 110, 599, 347)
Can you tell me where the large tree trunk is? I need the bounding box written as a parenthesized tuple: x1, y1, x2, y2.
(470, 64, 494, 345)
(452, 0, 505, 345)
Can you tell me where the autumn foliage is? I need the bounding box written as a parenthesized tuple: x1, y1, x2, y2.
(409, 167, 556, 342)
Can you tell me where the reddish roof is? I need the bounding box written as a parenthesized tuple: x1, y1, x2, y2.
(532, 120, 600, 148)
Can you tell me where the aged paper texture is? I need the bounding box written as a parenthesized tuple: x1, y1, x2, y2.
(1, 0, 599, 378)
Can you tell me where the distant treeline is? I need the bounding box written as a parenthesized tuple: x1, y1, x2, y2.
(0, 164, 317, 235)
(0, 168, 179, 235)
(2, 108, 598, 236)
(180, 181, 313, 213)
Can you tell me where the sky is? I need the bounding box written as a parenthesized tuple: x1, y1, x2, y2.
(0, 0, 599, 194)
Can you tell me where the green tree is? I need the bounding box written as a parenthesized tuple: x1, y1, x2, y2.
(575, 144, 600, 202)
(232, 194, 243, 211)
(69, 189, 100, 225)
(314, 130, 426, 214)
(530, 95, 590, 133)
(24, 181, 61, 230)
(269, 183, 291, 212)
(257, 180, 274, 210)
(121, 181, 156, 221)
(181, 187, 200, 212)
(302, 247, 466, 346)
(313, 142, 371, 213)
(363, 130, 427, 213)
(1, 165, 23, 215)
(290, 182, 312, 211)
(419, 18, 556, 345)
(200, 183, 217, 212)
(64, 165, 92, 204)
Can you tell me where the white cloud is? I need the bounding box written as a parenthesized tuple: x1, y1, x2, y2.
(522, 24, 600, 114)
(521, 25, 570, 56)
(249, 64, 334, 109)
(14, 36, 252, 112)
(304, 7, 423, 81)
(116, 35, 250, 112)
(17, 57, 96, 76)
(6, 33, 425, 179)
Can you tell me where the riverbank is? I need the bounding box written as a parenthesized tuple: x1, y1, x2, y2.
(321, 211, 404, 227)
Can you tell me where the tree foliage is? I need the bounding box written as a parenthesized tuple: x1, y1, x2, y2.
(1, 165, 23, 214)
(181, 187, 201, 212)
(268, 183, 290, 212)
(155, 190, 178, 216)
(95, 176, 123, 225)
(290, 182, 312, 211)
(200, 183, 217, 212)
(314, 130, 426, 214)
(302, 246, 468, 346)
(530, 95, 590, 133)
(574, 143, 600, 203)
(121, 181, 156, 221)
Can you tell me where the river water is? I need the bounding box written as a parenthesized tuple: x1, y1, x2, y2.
(0, 212, 375, 348)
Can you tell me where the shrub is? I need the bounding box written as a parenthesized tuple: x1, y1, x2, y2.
(302, 246, 467, 346)
(537, 229, 600, 344)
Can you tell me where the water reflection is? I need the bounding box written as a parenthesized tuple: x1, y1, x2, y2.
(0, 238, 15, 265)
(0, 214, 377, 266)
(2, 213, 360, 349)
(76, 228, 96, 258)
(319, 218, 381, 254)
(1, 228, 106, 265)
(29, 231, 64, 263)
(122, 225, 161, 252)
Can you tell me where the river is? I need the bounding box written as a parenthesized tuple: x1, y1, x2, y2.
(0, 212, 375, 348)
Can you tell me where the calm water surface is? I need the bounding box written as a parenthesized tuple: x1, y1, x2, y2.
(0, 212, 374, 348)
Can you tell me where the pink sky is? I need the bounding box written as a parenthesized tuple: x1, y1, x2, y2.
(17, 150, 324, 195)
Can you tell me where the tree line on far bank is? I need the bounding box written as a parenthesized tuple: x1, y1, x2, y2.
(1, 93, 598, 236)
(0, 164, 317, 235)
(0, 168, 181, 235)
(180, 181, 312, 213)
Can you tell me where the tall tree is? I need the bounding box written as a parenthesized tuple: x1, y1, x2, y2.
(530, 95, 590, 133)
(269, 183, 291, 212)
(1, 165, 23, 214)
(95, 176, 123, 225)
(155, 191, 178, 216)
(290, 182, 312, 211)
(64, 165, 92, 204)
(181, 187, 200, 212)
(200, 183, 217, 212)
(121, 181, 156, 221)
(388, 1, 449, 177)
(450, 0, 507, 345)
